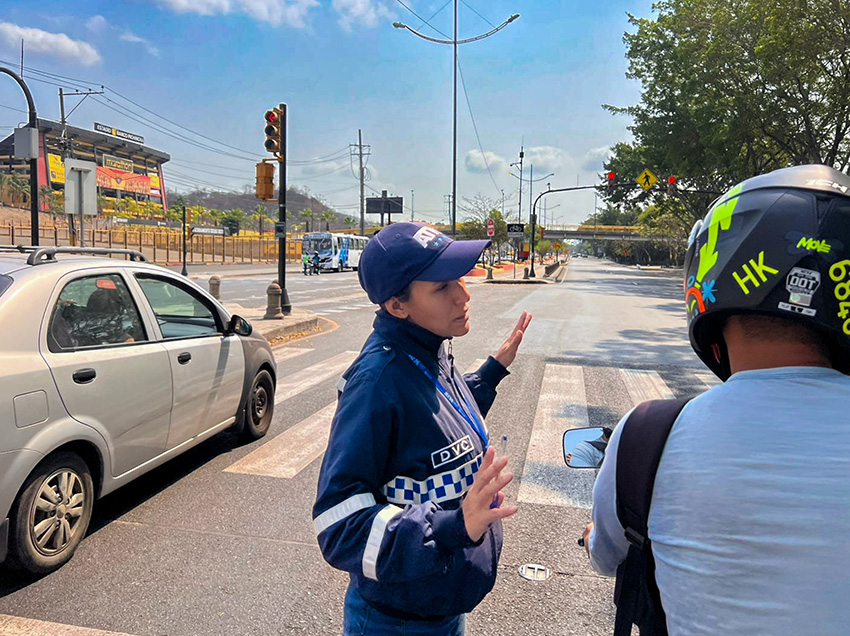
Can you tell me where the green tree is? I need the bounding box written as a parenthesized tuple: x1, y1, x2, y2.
(604, 0, 850, 232)
(300, 208, 315, 232)
(344, 216, 356, 228)
(321, 210, 336, 231)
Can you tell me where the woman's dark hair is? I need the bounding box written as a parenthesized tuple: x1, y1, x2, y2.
(381, 284, 412, 310)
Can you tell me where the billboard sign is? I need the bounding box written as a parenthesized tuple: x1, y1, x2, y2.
(94, 122, 145, 145)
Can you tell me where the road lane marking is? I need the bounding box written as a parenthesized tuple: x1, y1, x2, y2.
(273, 351, 358, 405)
(695, 372, 721, 390)
(224, 402, 337, 479)
(518, 364, 596, 509)
(273, 347, 311, 363)
(620, 368, 675, 404)
(0, 615, 138, 635)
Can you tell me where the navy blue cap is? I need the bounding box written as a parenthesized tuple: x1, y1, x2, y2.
(358, 223, 491, 304)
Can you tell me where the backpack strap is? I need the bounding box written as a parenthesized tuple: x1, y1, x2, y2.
(613, 398, 690, 636)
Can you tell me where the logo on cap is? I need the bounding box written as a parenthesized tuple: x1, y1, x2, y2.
(412, 226, 447, 249)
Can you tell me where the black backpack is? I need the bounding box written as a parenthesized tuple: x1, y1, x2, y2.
(613, 398, 691, 636)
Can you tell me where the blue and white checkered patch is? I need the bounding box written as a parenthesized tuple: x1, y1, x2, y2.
(382, 453, 483, 506)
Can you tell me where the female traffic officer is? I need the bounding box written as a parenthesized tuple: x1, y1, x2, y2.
(313, 222, 531, 635)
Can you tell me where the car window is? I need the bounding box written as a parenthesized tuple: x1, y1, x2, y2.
(48, 274, 148, 352)
(135, 275, 220, 339)
(0, 274, 11, 299)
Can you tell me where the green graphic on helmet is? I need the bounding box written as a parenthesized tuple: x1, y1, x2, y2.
(683, 165, 850, 381)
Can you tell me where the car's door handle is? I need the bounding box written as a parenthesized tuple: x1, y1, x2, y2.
(72, 368, 97, 384)
(177, 352, 192, 365)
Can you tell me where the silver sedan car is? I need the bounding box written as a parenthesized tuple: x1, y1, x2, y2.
(0, 246, 276, 574)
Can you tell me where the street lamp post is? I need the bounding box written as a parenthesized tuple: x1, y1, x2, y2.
(393, 9, 520, 237)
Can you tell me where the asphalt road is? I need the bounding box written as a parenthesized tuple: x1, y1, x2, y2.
(0, 258, 715, 636)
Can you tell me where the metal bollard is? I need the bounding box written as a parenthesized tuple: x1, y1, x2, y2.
(486, 267, 493, 280)
(523, 267, 529, 280)
(209, 275, 221, 300)
(264, 282, 285, 320)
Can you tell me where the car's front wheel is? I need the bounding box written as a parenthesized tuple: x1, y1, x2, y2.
(8, 451, 94, 574)
(241, 369, 275, 440)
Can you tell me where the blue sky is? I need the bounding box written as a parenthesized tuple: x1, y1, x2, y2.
(0, 0, 654, 224)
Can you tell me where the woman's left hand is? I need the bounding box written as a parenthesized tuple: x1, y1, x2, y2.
(493, 311, 532, 369)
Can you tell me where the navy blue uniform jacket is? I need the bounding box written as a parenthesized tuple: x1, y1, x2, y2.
(312, 311, 510, 619)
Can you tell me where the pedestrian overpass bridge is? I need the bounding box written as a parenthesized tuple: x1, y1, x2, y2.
(542, 225, 653, 242)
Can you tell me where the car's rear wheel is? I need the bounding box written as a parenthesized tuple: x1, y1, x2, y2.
(8, 451, 94, 574)
(241, 370, 274, 440)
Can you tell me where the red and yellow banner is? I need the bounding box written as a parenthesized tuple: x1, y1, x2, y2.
(96, 166, 151, 195)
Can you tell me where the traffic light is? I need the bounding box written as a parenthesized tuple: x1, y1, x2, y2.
(606, 171, 616, 195)
(264, 108, 282, 154)
(539, 226, 545, 241)
(667, 175, 677, 195)
(256, 161, 275, 200)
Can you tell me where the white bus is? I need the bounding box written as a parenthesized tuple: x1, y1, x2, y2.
(302, 232, 369, 272)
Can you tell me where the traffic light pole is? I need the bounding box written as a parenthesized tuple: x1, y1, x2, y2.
(278, 103, 291, 315)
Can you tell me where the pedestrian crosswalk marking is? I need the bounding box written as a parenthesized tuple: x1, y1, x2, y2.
(620, 368, 675, 404)
(225, 402, 338, 479)
(273, 351, 358, 405)
(273, 347, 311, 363)
(0, 614, 138, 635)
(464, 359, 486, 374)
(518, 364, 595, 508)
(695, 371, 721, 390)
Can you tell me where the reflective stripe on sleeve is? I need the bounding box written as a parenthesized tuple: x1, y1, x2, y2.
(362, 504, 403, 581)
(313, 493, 377, 535)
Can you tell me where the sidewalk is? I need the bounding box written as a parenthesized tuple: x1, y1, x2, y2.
(223, 301, 320, 343)
(162, 262, 300, 281)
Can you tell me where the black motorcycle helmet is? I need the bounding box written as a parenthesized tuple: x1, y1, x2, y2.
(684, 164, 850, 380)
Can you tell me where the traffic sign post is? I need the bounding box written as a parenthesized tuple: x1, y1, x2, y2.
(487, 218, 495, 237)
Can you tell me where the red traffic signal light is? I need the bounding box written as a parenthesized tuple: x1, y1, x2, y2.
(606, 171, 615, 195)
(264, 108, 282, 154)
(667, 175, 677, 195)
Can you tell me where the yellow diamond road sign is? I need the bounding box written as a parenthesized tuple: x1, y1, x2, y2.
(554, 242, 563, 251)
(637, 168, 658, 191)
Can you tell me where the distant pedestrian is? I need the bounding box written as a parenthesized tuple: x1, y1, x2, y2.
(302, 252, 310, 276)
(312, 251, 320, 275)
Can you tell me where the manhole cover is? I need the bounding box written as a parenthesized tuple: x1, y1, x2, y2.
(518, 563, 551, 581)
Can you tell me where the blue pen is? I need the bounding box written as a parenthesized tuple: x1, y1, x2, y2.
(490, 434, 509, 509)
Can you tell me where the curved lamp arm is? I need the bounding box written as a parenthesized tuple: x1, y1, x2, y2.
(393, 14, 520, 45)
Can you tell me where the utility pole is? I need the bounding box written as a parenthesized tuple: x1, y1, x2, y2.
(411, 189, 414, 222)
(351, 130, 370, 236)
(278, 104, 291, 315)
(59, 86, 103, 246)
(451, 0, 458, 237)
(516, 147, 524, 222)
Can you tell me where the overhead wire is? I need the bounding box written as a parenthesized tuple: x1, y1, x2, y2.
(2, 59, 350, 166)
(457, 60, 503, 196)
(393, 0, 452, 38)
(460, 0, 496, 28)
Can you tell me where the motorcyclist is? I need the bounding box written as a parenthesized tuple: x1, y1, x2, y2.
(311, 250, 320, 275)
(585, 165, 850, 635)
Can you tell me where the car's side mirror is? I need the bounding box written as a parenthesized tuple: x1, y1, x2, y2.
(563, 427, 608, 469)
(225, 314, 252, 337)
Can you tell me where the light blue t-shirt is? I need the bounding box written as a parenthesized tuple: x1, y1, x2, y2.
(590, 366, 850, 635)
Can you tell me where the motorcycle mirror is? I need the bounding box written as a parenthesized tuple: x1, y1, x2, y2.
(563, 427, 609, 469)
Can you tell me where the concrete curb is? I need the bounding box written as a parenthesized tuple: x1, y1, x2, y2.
(222, 303, 319, 342)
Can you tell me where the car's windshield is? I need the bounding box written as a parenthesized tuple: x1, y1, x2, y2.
(0, 274, 11, 299)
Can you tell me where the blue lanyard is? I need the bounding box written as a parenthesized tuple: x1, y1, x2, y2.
(405, 352, 489, 447)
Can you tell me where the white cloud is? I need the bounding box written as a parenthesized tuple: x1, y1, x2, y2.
(332, 0, 394, 30)
(523, 146, 569, 175)
(86, 15, 108, 33)
(155, 0, 320, 27)
(120, 30, 160, 57)
(298, 159, 350, 177)
(0, 22, 101, 66)
(581, 145, 612, 172)
(465, 150, 508, 175)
